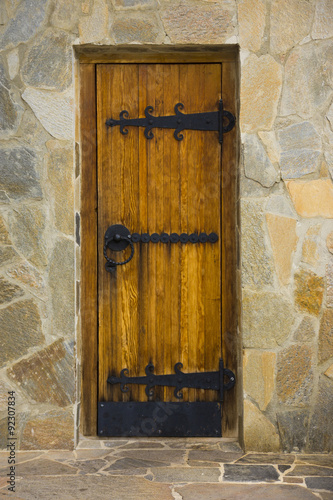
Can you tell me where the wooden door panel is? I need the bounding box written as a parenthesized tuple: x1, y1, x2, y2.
(97, 63, 222, 405)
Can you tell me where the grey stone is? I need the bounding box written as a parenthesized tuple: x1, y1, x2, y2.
(223, 464, 279, 482)
(176, 483, 319, 500)
(7, 339, 75, 407)
(277, 410, 310, 453)
(266, 195, 297, 218)
(151, 466, 221, 482)
(243, 134, 279, 187)
(277, 122, 321, 179)
(287, 465, 333, 477)
(0, 246, 18, 266)
(68, 459, 107, 474)
(241, 200, 275, 287)
(278, 465, 291, 472)
(14, 458, 78, 476)
(113, 0, 157, 7)
(50, 0, 80, 32)
(293, 317, 316, 342)
(105, 457, 165, 470)
(49, 239, 75, 337)
(10, 475, 174, 499)
(242, 290, 294, 348)
(0, 60, 23, 138)
(236, 453, 295, 465)
(188, 450, 243, 463)
(0, 276, 24, 304)
(305, 477, 333, 492)
(240, 172, 271, 197)
(8, 205, 47, 268)
(113, 449, 186, 464)
(111, 12, 164, 43)
(308, 377, 333, 452)
(0, 191, 10, 204)
(0, 148, 42, 200)
(21, 29, 72, 91)
(0, 0, 48, 48)
(281, 41, 333, 119)
(0, 300, 44, 367)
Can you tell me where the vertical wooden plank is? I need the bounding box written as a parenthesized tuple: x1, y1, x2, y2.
(222, 60, 238, 437)
(80, 63, 98, 435)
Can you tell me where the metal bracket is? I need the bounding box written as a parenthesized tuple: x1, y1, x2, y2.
(108, 359, 235, 402)
(106, 100, 235, 144)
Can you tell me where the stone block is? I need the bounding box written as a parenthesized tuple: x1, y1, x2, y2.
(266, 214, 298, 286)
(0, 60, 23, 138)
(21, 408, 74, 450)
(308, 376, 333, 452)
(49, 239, 75, 337)
(46, 141, 74, 235)
(0, 147, 42, 201)
(0, 246, 18, 266)
(238, 0, 266, 51)
(305, 477, 333, 492)
(0, 300, 44, 367)
(242, 290, 294, 348)
(293, 317, 316, 342)
(258, 131, 280, 164)
(266, 194, 296, 218)
(277, 410, 310, 452)
(327, 232, 333, 254)
(240, 54, 282, 133)
(8, 205, 47, 269)
(241, 200, 275, 287)
(243, 399, 280, 452)
(243, 134, 279, 188)
(21, 29, 72, 91)
(277, 122, 321, 179)
(0, 0, 48, 48)
(243, 350, 276, 410)
(324, 364, 333, 379)
(111, 12, 164, 43)
(160, 1, 236, 44)
(286, 180, 333, 218)
(79, 0, 109, 43)
(312, 0, 333, 39)
(22, 87, 74, 141)
(50, 0, 80, 31)
(0, 276, 24, 305)
(223, 464, 279, 482)
(151, 466, 221, 482)
(318, 309, 333, 364)
(302, 225, 321, 267)
(277, 344, 313, 406)
(270, 0, 315, 55)
(281, 41, 333, 119)
(6, 261, 45, 296)
(17, 111, 52, 150)
(326, 261, 333, 308)
(294, 268, 324, 316)
(7, 339, 74, 407)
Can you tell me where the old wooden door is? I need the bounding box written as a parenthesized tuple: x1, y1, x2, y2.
(95, 63, 235, 437)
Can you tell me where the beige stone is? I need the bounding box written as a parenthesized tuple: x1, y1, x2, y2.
(238, 0, 266, 52)
(50, 0, 80, 31)
(46, 140, 74, 235)
(240, 54, 282, 133)
(312, 0, 333, 39)
(294, 269, 324, 316)
(111, 12, 163, 44)
(21, 408, 74, 450)
(79, 0, 109, 43)
(318, 309, 333, 364)
(160, 1, 236, 44)
(293, 317, 316, 342)
(286, 179, 333, 218)
(327, 261, 333, 308)
(327, 232, 333, 254)
(6, 261, 45, 295)
(324, 364, 333, 379)
(243, 350, 276, 411)
(258, 131, 280, 164)
(22, 87, 74, 140)
(302, 225, 321, 267)
(0, 276, 24, 305)
(270, 0, 315, 55)
(277, 344, 313, 406)
(0, 216, 11, 244)
(7, 48, 19, 80)
(242, 290, 294, 348)
(266, 214, 298, 286)
(243, 399, 280, 452)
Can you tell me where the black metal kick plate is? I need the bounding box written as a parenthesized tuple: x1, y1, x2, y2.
(98, 401, 221, 437)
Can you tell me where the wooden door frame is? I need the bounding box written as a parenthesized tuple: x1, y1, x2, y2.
(79, 46, 240, 438)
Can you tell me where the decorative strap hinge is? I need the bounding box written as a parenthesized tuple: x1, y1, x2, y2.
(107, 358, 235, 402)
(106, 100, 235, 144)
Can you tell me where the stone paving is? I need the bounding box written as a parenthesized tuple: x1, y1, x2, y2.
(0, 439, 332, 499)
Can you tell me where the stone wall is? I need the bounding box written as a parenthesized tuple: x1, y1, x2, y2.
(0, 0, 332, 452)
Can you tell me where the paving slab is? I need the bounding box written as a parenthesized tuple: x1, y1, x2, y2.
(151, 466, 221, 483)
(237, 453, 295, 465)
(175, 483, 320, 499)
(188, 450, 243, 463)
(287, 465, 333, 477)
(305, 476, 333, 492)
(223, 464, 280, 482)
(1, 458, 79, 477)
(67, 459, 108, 474)
(296, 455, 333, 467)
(117, 441, 166, 449)
(112, 449, 186, 464)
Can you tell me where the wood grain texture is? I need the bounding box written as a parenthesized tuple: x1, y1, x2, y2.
(80, 63, 98, 435)
(97, 63, 223, 407)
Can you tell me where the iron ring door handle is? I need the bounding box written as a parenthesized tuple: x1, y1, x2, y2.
(103, 224, 134, 270)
